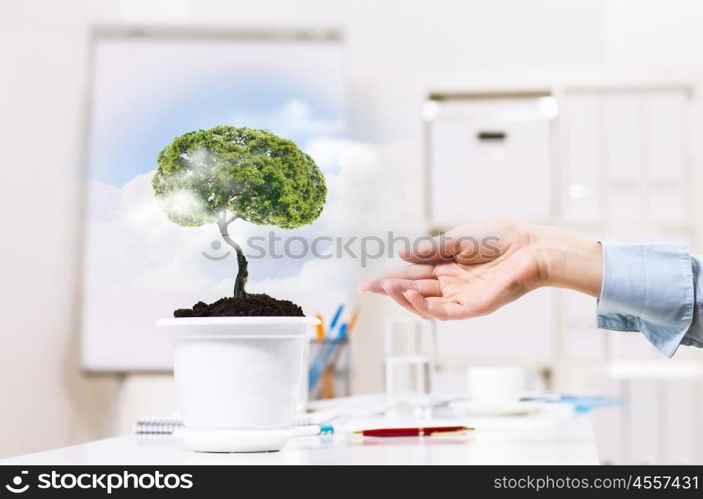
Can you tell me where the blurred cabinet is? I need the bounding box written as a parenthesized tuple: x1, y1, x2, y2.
(561, 88, 690, 226)
(644, 91, 689, 223)
(604, 93, 644, 223)
(601, 372, 699, 464)
(426, 94, 554, 227)
(561, 95, 602, 222)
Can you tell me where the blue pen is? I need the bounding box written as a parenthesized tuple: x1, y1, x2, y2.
(329, 304, 344, 331)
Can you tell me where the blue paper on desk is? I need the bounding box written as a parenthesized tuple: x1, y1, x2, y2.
(521, 395, 623, 413)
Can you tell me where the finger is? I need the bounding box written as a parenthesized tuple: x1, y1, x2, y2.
(403, 289, 465, 320)
(380, 280, 430, 318)
(431, 260, 466, 277)
(382, 278, 442, 297)
(358, 264, 436, 293)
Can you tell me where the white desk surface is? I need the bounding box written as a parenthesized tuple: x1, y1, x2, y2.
(1, 395, 599, 465)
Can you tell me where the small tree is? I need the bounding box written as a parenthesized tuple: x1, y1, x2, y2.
(153, 126, 326, 298)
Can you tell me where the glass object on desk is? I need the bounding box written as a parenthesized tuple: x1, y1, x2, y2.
(308, 336, 351, 401)
(384, 320, 435, 418)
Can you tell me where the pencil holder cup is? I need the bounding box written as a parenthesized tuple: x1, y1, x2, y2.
(157, 316, 318, 452)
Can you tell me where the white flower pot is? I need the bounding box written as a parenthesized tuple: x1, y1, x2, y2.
(156, 316, 317, 452)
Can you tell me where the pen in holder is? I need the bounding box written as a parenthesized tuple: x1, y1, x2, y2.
(307, 305, 357, 401)
(308, 336, 351, 400)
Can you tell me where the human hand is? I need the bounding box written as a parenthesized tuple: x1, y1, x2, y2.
(359, 219, 602, 320)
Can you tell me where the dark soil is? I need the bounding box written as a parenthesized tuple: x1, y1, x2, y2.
(174, 293, 304, 318)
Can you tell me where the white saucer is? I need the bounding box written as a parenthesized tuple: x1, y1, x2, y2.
(450, 401, 542, 417)
(176, 427, 294, 453)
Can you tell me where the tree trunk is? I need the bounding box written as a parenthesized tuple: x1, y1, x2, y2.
(218, 220, 248, 299)
(232, 250, 248, 299)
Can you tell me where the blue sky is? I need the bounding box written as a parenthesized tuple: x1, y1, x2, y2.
(88, 38, 347, 186)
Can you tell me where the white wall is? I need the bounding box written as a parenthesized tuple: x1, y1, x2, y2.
(1, 0, 703, 458)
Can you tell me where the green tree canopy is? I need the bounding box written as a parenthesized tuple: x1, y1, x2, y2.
(152, 126, 326, 229)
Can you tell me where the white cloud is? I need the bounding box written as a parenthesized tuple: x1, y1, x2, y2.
(229, 99, 346, 137)
(303, 137, 351, 172)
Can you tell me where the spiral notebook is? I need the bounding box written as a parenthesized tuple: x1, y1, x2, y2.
(134, 410, 341, 435)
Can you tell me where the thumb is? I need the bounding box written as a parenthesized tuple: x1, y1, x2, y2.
(399, 233, 464, 263)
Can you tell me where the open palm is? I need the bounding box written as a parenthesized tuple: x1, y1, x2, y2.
(359, 220, 544, 320)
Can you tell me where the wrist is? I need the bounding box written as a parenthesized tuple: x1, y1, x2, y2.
(530, 224, 603, 298)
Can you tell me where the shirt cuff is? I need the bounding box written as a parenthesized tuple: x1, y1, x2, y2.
(596, 242, 694, 357)
(681, 255, 703, 348)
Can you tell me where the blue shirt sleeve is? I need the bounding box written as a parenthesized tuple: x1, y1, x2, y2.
(596, 242, 696, 357)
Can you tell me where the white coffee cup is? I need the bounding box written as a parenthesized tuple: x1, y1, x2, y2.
(466, 366, 524, 405)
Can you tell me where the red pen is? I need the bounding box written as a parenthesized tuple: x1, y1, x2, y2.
(353, 426, 474, 437)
